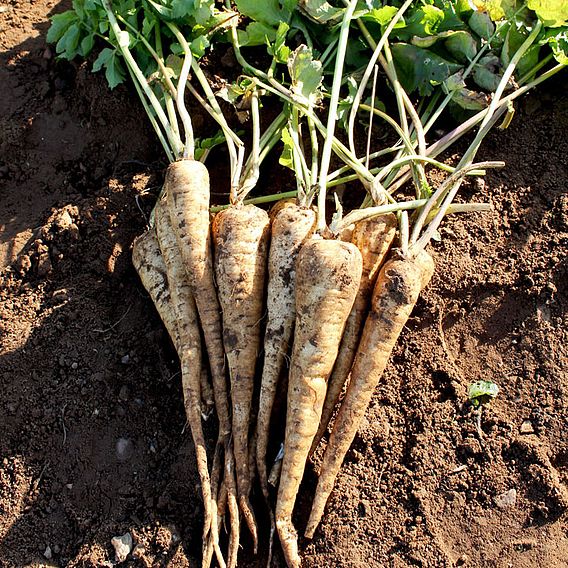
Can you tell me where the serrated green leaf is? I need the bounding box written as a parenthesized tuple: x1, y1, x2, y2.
(364, 6, 401, 28)
(405, 5, 445, 37)
(142, 15, 155, 38)
(105, 52, 126, 88)
(92, 47, 114, 72)
(469, 11, 495, 40)
(195, 131, 226, 160)
(236, 0, 289, 26)
(298, 0, 343, 25)
(71, 0, 85, 21)
(80, 33, 95, 56)
(442, 70, 465, 93)
(469, 0, 518, 21)
(527, 0, 568, 27)
(391, 43, 463, 96)
(471, 55, 501, 90)
(540, 27, 568, 64)
(445, 30, 478, 62)
(191, 34, 210, 58)
(165, 54, 183, 79)
(336, 75, 357, 131)
(411, 29, 461, 48)
(56, 23, 82, 59)
(237, 21, 277, 47)
(279, 126, 294, 170)
(268, 21, 291, 64)
(47, 11, 77, 44)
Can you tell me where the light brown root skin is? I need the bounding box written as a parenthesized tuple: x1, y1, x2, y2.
(225, 445, 241, 568)
(154, 201, 213, 543)
(312, 214, 397, 454)
(276, 239, 362, 568)
(166, 159, 231, 440)
(257, 205, 316, 523)
(131, 229, 179, 350)
(212, 203, 270, 551)
(304, 250, 435, 539)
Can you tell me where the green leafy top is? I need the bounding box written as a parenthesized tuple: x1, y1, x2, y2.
(47, 0, 224, 89)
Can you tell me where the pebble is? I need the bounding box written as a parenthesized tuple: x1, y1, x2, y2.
(116, 438, 133, 461)
(494, 488, 517, 509)
(121, 354, 130, 365)
(43, 545, 52, 559)
(111, 532, 133, 563)
(520, 420, 535, 434)
(118, 385, 129, 401)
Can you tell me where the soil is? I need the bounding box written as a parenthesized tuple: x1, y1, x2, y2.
(1, 1, 567, 567)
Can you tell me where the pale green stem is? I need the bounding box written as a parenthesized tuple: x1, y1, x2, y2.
(327, 145, 403, 182)
(327, 156, 485, 189)
(365, 65, 379, 170)
(250, 77, 376, 186)
(177, 44, 195, 160)
(335, 199, 427, 233)
(399, 211, 409, 255)
(347, 0, 413, 157)
(317, 0, 358, 231)
(210, 190, 298, 213)
(410, 161, 504, 252)
(127, 66, 174, 163)
(236, 89, 261, 202)
(308, 116, 319, 188)
(387, 63, 566, 195)
(102, 0, 182, 156)
(116, 14, 181, 142)
(458, 21, 543, 169)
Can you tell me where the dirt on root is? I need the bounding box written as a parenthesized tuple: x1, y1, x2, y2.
(1, 1, 568, 567)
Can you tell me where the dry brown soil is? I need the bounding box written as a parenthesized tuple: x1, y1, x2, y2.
(1, 1, 567, 567)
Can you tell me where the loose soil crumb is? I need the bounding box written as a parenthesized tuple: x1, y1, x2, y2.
(1, 1, 567, 567)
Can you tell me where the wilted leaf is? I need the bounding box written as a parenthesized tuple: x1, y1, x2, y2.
(288, 45, 323, 105)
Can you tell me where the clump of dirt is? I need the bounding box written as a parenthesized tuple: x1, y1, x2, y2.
(1, 0, 567, 567)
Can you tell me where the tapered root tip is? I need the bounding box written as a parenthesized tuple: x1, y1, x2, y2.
(304, 489, 327, 540)
(276, 518, 301, 568)
(239, 495, 259, 554)
(304, 522, 316, 540)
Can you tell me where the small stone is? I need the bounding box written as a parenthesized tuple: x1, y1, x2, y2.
(53, 544, 60, 554)
(36, 249, 52, 276)
(520, 420, 535, 434)
(111, 533, 133, 563)
(44, 545, 52, 559)
(116, 438, 133, 461)
(494, 488, 517, 509)
(55, 209, 74, 231)
(118, 385, 129, 401)
(121, 354, 130, 365)
(71, 362, 78, 370)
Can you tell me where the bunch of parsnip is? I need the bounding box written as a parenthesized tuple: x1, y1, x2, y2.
(47, 0, 567, 566)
